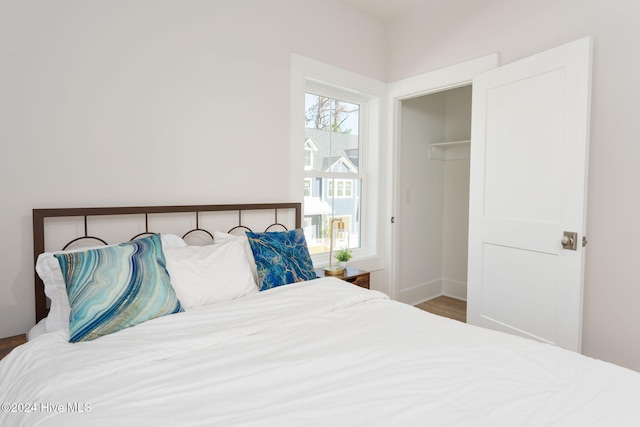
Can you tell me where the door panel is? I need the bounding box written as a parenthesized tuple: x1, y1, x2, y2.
(468, 37, 592, 352)
(484, 69, 564, 223)
(482, 243, 558, 343)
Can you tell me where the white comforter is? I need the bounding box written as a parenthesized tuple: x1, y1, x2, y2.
(2, 277, 640, 426)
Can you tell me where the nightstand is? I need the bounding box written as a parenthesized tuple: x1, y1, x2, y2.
(315, 267, 370, 289)
(0, 334, 27, 361)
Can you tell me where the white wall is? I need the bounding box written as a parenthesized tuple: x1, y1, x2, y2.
(399, 87, 471, 304)
(0, 0, 386, 337)
(399, 95, 445, 303)
(441, 86, 471, 299)
(387, 0, 640, 371)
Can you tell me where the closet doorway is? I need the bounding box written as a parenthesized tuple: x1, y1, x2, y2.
(398, 85, 472, 305)
(389, 38, 591, 352)
(388, 54, 497, 306)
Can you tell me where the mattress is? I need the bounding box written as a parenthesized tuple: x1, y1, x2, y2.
(2, 277, 640, 426)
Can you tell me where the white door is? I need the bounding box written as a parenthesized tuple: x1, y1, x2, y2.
(467, 37, 592, 352)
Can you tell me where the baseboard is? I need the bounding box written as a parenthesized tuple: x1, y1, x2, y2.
(442, 278, 467, 301)
(400, 278, 467, 305)
(399, 279, 442, 306)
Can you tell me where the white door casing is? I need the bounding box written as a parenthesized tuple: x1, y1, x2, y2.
(386, 55, 499, 302)
(467, 37, 592, 351)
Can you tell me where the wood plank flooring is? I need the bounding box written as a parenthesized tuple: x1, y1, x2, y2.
(415, 296, 467, 323)
(0, 334, 27, 361)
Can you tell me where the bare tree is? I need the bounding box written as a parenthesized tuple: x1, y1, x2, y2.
(305, 95, 358, 134)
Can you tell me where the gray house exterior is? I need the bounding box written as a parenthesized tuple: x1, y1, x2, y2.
(303, 128, 361, 254)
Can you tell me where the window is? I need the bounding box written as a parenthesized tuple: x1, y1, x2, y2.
(304, 178, 312, 197)
(326, 179, 353, 198)
(304, 138, 317, 171)
(303, 91, 363, 255)
(291, 54, 384, 265)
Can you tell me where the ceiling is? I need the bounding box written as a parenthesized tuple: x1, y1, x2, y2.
(340, 0, 428, 22)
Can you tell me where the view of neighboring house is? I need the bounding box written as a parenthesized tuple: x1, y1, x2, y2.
(303, 127, 361, 254)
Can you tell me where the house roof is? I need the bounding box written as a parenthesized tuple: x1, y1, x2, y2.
(305, 128, 359, 172)
(303, 196, 332, 215)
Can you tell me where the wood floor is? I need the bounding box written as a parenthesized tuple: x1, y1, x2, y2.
(415, 296, 467, 323)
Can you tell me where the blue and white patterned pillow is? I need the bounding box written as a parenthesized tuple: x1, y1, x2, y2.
(55, 234, 183, 343)
(246, 229, 316, 291)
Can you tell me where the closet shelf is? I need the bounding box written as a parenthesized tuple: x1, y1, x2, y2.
(430, 139, 470, 147)
(428, 139, 470, 160)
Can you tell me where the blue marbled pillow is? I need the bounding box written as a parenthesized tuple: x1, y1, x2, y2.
(55, 234, 183, 343)
(246, 229, 316, 291)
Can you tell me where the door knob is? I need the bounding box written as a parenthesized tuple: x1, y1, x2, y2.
(561, 231, 578, 250)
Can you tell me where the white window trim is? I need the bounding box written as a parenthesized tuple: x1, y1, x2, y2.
(290, 54, 385, 270)
(304, 148, 313, 170)
(304, 138, 317, 171)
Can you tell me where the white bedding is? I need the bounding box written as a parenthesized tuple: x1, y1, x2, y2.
(2, 277, 640, 426)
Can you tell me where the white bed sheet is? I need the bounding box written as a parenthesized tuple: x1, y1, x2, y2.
(2, 277, 640, 426)
(26, 318, 47, 341)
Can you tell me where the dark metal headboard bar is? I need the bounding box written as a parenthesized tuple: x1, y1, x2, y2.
(33, 202, 301, 322)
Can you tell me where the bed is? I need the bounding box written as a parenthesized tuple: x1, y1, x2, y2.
(2, 202, 640, 426)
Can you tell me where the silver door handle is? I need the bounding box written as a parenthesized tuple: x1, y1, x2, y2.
(561, 231, 578, 250)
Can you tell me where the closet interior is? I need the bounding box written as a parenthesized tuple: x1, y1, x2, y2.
(398, 84, 472, 305)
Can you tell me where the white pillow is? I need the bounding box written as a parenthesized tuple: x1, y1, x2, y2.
(163, 239, 257, 309)
(36, 234, 187, 333)
(213, 231, 258, 284)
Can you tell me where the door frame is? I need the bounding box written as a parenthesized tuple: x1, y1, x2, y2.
(386, 54, 498, 301)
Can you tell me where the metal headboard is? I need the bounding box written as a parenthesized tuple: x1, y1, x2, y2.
(32, 202, 302, 323)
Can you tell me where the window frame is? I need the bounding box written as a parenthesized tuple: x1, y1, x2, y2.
(304, 85, 366, 254)
(290, 54, 384, 269)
